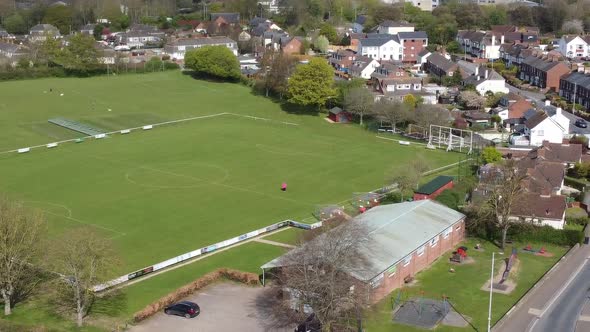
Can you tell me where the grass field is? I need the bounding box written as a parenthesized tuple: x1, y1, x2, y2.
(0, 71, 462, 276)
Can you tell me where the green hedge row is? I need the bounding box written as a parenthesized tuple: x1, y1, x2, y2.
(565, 176, 589, 191)
(508, 224, 584, 246)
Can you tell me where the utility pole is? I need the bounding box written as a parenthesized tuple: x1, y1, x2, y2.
(573, 82, 577, 114)
(487, 252, 495, 332)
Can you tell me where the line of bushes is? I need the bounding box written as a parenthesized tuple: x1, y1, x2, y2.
(507, 224, 585, 246)
(565, 176, 589, 191)
(132, 268, 259, 323)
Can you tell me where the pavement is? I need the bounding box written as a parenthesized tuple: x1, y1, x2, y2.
(506, 84, 545, 105)
(493, 244, 590, 332)
(129, 283, 294, 332)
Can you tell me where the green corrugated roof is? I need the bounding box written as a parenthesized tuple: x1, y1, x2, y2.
(415, 175, 454, 195)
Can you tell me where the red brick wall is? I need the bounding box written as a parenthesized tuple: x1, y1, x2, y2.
(403, 39, 426, 63)
(369, 219, 466, 303)
(413, 181, 454, 201)
(546, 63, 570, 92)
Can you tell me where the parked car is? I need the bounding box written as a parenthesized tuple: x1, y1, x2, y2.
(575, 119, 587, 128)
(164, 301, 200, 318)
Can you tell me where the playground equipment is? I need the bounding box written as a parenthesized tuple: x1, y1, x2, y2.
(450, 246, 468, 263)
(500, 248, 518, 284)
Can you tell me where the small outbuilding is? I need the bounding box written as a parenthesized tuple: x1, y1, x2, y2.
(413, 175, 454, 201)
(328, 107, 352, 123)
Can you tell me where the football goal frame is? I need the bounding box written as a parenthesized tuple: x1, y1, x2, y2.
(427, 125, 473, 154)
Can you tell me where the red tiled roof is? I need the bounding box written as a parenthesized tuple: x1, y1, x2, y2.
(508, 99, 533, 119)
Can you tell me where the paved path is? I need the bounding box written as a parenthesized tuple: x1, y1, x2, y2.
(129, 283, 294, 332)
(494, 244, 590, 332)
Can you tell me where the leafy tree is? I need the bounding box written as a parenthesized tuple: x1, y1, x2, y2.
(446, 41, 461, 54)
(51, 229, 119, 327)
(93, 24, 105, 40)
(61, 33, 99, 73)
(390, 167, 419, 201)
(314, 35, 329, 53)
(435, 189, 462, 210)
(571, 162, 590, 179)
(403, 94, 418, 109)
(184, 46, 240, 80)
(481, 146, 502, 164)
(486, 92, 505, 108)
(0, 197, 45, 315)
(3, 13, 27, 35)
(43, 5, 74, 34)
(288, 58, 336, 111)
(343, 87, 374, 125)
(340, 34, 351, 46)
(319, 23, 338, 44)
(335, 78, 365, 105)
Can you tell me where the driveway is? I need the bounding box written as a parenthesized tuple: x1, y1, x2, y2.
(130, 283, 294, 332)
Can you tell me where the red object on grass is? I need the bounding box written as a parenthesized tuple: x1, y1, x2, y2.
(359, 206, 367, 213)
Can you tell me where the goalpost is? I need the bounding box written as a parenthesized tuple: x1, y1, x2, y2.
(427, 125, 474, 154)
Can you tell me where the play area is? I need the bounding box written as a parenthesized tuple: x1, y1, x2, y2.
(392, 293, 470, 329)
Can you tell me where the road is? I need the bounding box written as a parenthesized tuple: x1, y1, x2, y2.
(506, 84, 545, 105)
(494, 244, 590, 332)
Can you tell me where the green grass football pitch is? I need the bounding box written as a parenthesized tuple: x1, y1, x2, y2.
(0, 72, 462, 274)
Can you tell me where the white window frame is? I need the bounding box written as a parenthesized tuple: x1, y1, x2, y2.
(403, 255, 412, 267)
(443, 227, 452, 239)
(430, 236, 439, 247)
(417, 245, 426, 257)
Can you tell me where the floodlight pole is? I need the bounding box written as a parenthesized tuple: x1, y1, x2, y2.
(487, 252, 495, 332)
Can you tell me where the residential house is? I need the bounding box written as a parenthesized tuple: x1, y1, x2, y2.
(559, 71, 590, 110)
(258, 0, 281, 14)
(238, 30, 251, 42)
(381, 0, 434, 11)
(413, 176, 454, 201)
(499, 43, 535, 67)
(164, 37, 238, 60)
(210, 13, 240, 26)
(424, 52, 458, 78)
(511, 193, 566, 229)
(463, 65, 509, 94)
(373, 76, 423, 101)
(523, 108, 569, 146)
(349, 55, 380, 79)
(118, 31, 162, 48)
(0, 42, 29, 65)
(377, 20, 415, 35)
(498, 98, 534, 128)
(358, 35, 402, 61)
(262, 30, 287, 51)
(280, 36, 303, 55)
(0, 28, 15, 40)
(261, 200, 466, 303)
(464, 111, 492, 127)
(80, 24, 95, 35)
(417, 49, 431, 66)
(456, 30, 504, 60)
(492, 25, 539, 45)
(398, 31, 428, 63)
(519, 55, 570, 91)
(29, 24, 61, 42)
(328, 49, 357, 76)
(352, 15, 367, 33)
(558, 35, 590, 59)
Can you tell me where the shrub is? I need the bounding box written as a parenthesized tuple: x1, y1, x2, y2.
(508, 224, 584, 246)
(565, 176, 588, 191)
(133, 268, 259, 322)
(435, 189, 462, 210)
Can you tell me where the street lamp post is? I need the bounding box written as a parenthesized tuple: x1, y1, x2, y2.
(487, 251, 495, 332)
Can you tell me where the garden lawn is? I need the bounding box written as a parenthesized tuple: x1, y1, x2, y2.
(364, 238, 568, 332)
(0, 72, 462, 275)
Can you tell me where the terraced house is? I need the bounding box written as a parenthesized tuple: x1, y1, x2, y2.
(456, 30, 503, 60)
(560, 71, 590, 109)
(519, 55, 570, 91)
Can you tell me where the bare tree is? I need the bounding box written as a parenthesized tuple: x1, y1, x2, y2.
(459, 90, 486, 110)
(344, 87, 374, 125)
(562, 19, 584, 34)
(478, 160, 527, 249)
(260, 51, 296, 99)
(267, 221, 371, 331)
(373, 99, 411, 133)
(51, 229, 119, 327)
(0, 197, 45, 315)
(414, 104, 451, 129)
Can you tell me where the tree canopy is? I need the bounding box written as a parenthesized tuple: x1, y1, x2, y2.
(184, 46, 240, 80)
(287, 58, 336, 110)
